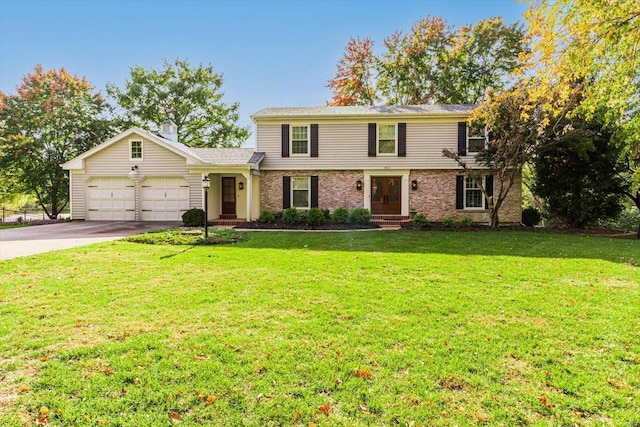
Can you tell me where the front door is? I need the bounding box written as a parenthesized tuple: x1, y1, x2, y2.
(221, 177, 236, 217)
(371, 177, 401, 215)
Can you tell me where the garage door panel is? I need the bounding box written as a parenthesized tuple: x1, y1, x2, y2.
(140, 177, 190, 221)
(86, 177, 133, 221)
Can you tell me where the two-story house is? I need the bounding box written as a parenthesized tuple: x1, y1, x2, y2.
(62, 106, 521, 224)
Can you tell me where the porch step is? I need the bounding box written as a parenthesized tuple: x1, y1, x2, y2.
(219, 214, 237, 220)
(371, 215, 411, 229)
(208, 219, 247, 227)
(371, 215, 409, 221)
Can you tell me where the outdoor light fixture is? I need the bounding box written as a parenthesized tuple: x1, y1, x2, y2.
(411, 180, 418, 190)
(128, 166, 139, 179)
(202, 176, 210, 238)
(239, 182, 244, 190)
(356, 180, 363, 191)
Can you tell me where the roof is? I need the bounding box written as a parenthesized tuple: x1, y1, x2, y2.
(251, 104, 476, 120)
(192, 148, 263, 165)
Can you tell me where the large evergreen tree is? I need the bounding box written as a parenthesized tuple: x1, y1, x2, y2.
(532, 115, 627, 227)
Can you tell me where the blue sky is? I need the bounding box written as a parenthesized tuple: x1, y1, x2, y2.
(0, 0, 527, 146)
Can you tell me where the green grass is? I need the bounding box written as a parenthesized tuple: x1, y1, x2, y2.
(0, 224, 27, 230)
(123, 228, 243, 245)
(1, 230, 638, 426)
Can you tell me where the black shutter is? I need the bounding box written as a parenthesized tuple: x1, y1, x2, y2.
(310, 124, 319, 157)
(398, 123, 407, 157)
(456, 175, 464, 210)
(281, 124, 290, 157)
(368, 123, 376, 157)
(458, 122, 467, 156)
(310, 176, 319, 208)
(485, 175, 494, 209)
(282, 176, 291, 209)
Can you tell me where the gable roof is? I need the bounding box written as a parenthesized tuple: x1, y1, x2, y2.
(61, 127, 205, 170)
(251, 104, 476, 120)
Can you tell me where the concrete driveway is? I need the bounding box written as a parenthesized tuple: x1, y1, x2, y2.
(0, 221, 179, 261)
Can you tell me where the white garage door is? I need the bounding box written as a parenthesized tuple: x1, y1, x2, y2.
(86, 177, 135, 221)
(140, 177, 190, 221)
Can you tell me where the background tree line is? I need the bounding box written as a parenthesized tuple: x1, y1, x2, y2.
(328, 1, 639, 235)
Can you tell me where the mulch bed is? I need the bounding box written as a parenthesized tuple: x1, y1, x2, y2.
(236, 222, 380, 230)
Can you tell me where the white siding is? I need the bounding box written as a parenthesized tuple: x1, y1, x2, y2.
(257, 120, 482, 170)
(84, 133, 189, 176)
(70, 173, 88, 220)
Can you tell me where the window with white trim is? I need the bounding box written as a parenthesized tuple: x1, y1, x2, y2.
(468, 124, 486, 153)
(291, 125, 309, 155)
(377, 124, 396, 154)
(291, 177, 310, 208)
(464, 177, 484, 209)
(130, 140, 143, 160)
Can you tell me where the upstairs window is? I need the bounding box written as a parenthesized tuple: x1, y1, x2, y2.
(291, 126, 309, 155)
(468, 124, 486, 153)
(130, 140, 143, 160)
(377, 124, 396, 154)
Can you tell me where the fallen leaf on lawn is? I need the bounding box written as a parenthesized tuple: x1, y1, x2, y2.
(359, 403, 369, 413)
(291, 410, 301, 422)
(318, 402, 331, 415)
(168, 411, 181, 421)
(474, 411, 490, 422)
(36, 416, 48, 425)
(132, 377, 140, 385)
(334, 378, 343, 385)
(18, 385, 30, 393)
(39, 407, 49, 416)
(40, 355, 49, 362)
(103, 367, 114, 375)
(99, 420, 107, 426)
(354, 369, 372, 379)
(399, 368, 409, 374)
(205, 395, 220, 404)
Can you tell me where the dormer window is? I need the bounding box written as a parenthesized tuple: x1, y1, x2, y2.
(130, 140, 143, 160)
(468, 124, 486, 153)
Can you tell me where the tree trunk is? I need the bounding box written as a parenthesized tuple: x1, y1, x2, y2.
(489, 208, 500, 227)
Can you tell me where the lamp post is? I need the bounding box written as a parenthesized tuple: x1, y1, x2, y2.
(202, 175, 210, 238)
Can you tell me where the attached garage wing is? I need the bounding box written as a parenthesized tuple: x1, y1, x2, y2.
(140, 177, 190, 221)
(86, 177, 135, 221)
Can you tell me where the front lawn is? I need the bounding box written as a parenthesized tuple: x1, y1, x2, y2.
(1, 230, 638, 426)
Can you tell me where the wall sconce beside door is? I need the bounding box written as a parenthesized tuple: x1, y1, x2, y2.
(356, 180, 363, 191)
(239, 182, 244, 190)
(411, 180, 418, 190)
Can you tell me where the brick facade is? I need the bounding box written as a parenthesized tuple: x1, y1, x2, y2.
(260, 170, 364, 212)
(260, 169, 522, 224)
(408, 170, 522, 224)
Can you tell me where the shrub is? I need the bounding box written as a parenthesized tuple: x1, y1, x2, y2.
(282, 207, 301, 225)
(351, 208, 372, 225)
(306, 207, 326, 226)
(182, 208, 205, 227)
(442, 217, 455, 228)
(258, 210, 276, 224)
(521, 207, 542, 227)
(322, 208, 331, 220)
(412, 214, 430, 228)
(332, 207, 350, 224)
(458, 216, 474, 227)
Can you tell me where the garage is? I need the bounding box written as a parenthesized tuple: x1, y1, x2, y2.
(86, 177, 135, 221)
(140, 177, 190, 221)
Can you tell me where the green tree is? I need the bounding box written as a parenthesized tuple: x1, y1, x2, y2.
(533, 115, 627, 227)
(0, 66, 113, 219)
(108, 58, 250, 148)
(522, 0, 640, 233)
(328, 16, 525, 105)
